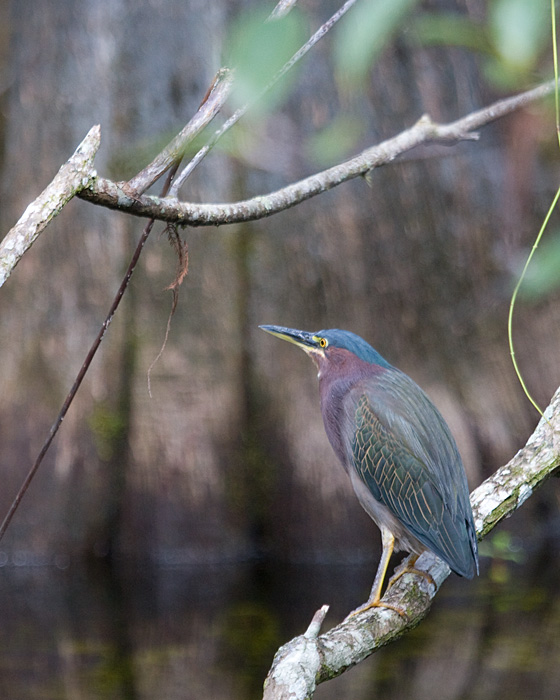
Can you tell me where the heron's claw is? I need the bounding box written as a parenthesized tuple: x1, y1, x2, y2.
(387, 562, 436, 592)
(346, 598, 408, 621)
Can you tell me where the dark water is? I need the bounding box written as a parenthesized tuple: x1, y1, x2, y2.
(1, 532, 560, 700)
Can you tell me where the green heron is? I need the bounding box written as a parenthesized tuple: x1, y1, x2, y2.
(260, 325, 479, 614)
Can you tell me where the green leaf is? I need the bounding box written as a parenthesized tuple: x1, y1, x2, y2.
(334, 0, 420, 88)
(413, 2, 551, 90)
(306, 115, 364, 167)
(413, 12, 493, 54)
(226, 6, 306, 114)
(516, 230, 560, 301)
(489, 0, 549, 72)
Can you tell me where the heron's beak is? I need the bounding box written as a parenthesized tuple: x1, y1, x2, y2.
(259, 325, 324, 357)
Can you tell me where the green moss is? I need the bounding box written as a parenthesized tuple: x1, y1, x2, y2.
(88, 402, 127, 462)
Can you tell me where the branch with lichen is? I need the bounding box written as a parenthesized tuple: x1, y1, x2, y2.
(1, 80, 554, 289)
(262, 386, 560, 700)
(0, 0, 364, 544)
(0, 125, 100, 288)
(77, 79, 556, 227)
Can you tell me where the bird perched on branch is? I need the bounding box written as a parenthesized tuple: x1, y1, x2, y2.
(260, 325, 479, 615)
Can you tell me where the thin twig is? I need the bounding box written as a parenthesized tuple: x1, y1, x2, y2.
(168, 0, 360, 196)
(79, 78, 557, 226)
(126, 68, 234, 195)
(0, 133, 183, 543)
(146, 292, 176, 398)
(0, 217, 155, 543)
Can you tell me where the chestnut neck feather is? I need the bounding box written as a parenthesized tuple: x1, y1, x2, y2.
(317, 347, 385, 468)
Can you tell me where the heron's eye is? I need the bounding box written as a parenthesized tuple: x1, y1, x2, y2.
(319, 337, 328, 348)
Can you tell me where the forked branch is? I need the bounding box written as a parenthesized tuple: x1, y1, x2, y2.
(0, 0, 361, 542)
(78, 79, 557, 227)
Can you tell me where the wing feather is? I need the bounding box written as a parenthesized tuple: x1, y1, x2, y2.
(349, 379, 477, 578)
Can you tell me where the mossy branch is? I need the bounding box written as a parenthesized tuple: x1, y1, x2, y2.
(263, 386, 560, 700)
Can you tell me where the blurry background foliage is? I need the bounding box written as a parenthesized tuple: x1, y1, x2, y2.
(210, 0, 554, 101)
(334, 0, 550, 162)
(228, 0, 558, 302)
(225, 6, 307, 115)
(333, 0, 420, 89)
(108, 0, 555, 187)
(517, 230, 560, 301)
(415, 0, 551, 89)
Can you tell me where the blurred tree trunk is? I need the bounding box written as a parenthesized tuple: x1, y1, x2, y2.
(0, 0, 249, 561)
(249, 1, 560, 560)
(0, 0, 558, 566)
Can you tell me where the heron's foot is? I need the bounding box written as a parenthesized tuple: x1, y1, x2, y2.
(387, 560, 436, 592)
(346, 598, 408, 621)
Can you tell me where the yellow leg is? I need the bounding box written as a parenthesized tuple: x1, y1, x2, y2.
(348, 528, 407, 619)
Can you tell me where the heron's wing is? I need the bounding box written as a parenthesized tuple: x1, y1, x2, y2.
(348, 376, 477, 577)
(354, 369, 468, 511)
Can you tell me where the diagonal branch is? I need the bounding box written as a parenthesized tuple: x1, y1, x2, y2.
(0, 216, 156, 544)
(128, 0, 354, 197)
(78, 79, 557, 226)
(125, 68, 235, 195)
(168, 0, 360, 196)
(0, 125, 100, 287)
(263, 386, 560, 700)
(0, 130, 182, 544)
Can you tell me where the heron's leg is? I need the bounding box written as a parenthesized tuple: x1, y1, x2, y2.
(366, 527, 395, 605)
(347, 528, 407, 619)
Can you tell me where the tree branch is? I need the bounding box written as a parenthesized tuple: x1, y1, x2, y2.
(0, 0, 357, 540)
(263, 386, 560, 700)
(78, 79, 556, 227)
(168, 0, 360, 196)
(126, 68, 235, 195)
(269, 0, 301, 20)
(0, 125, 100, 288)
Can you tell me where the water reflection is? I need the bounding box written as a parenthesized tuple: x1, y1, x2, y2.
(0, 545, 559, 700)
